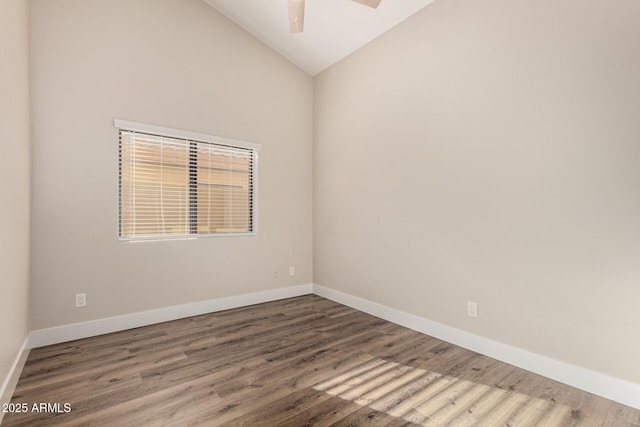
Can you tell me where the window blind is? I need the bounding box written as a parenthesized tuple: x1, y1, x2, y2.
(118, 128, 257, 240)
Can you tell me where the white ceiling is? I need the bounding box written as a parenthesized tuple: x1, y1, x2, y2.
(203, 0, 435, 76)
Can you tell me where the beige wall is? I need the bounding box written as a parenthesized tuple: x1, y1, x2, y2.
(0, 0, 31, 397)
(30, 0, 313, 329)
(314, 0, 640, 383)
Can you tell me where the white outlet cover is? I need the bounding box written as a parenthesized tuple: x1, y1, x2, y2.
(75, 293, 87, 308)
(467, 301, 478, 318)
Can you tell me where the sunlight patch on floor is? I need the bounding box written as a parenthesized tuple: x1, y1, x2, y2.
(313, 358, 571, 426)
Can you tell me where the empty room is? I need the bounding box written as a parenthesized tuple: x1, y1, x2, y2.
(1, 0, 639, 425)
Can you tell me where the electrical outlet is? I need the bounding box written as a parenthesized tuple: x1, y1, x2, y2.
(467, 301, 478, 318)
(289, 266, 295, 277)
(75, 293, 87, 308)
(273, 271, 279, 278)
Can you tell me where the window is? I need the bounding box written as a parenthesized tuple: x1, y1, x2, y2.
(116, 120, 259, 241)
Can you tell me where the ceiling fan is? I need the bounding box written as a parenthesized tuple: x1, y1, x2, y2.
(288, 0, 382, 33)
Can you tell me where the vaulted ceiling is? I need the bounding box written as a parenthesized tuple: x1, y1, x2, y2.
(204, 0, 435, 75)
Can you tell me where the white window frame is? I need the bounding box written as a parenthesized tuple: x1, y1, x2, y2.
(115, 119, 260, 242)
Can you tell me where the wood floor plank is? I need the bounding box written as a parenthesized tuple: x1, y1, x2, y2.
(328, 405, 418, 427)
(15, 347, 187, 394)
(4, 295, 639, 426)
(223, 386, 332, 426)
(274, 394, 364, 427)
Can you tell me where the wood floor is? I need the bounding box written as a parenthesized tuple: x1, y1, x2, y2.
(4, 295, 640, 426)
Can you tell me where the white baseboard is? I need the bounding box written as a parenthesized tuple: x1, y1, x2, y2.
(0, 335, 30, 424)
(312, 284, 640, 410)
(29, 284, 313, 349)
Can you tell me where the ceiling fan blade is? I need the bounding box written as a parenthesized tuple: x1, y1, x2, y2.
(351, 0, 381, 8)
(288, 0, 305, 33)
